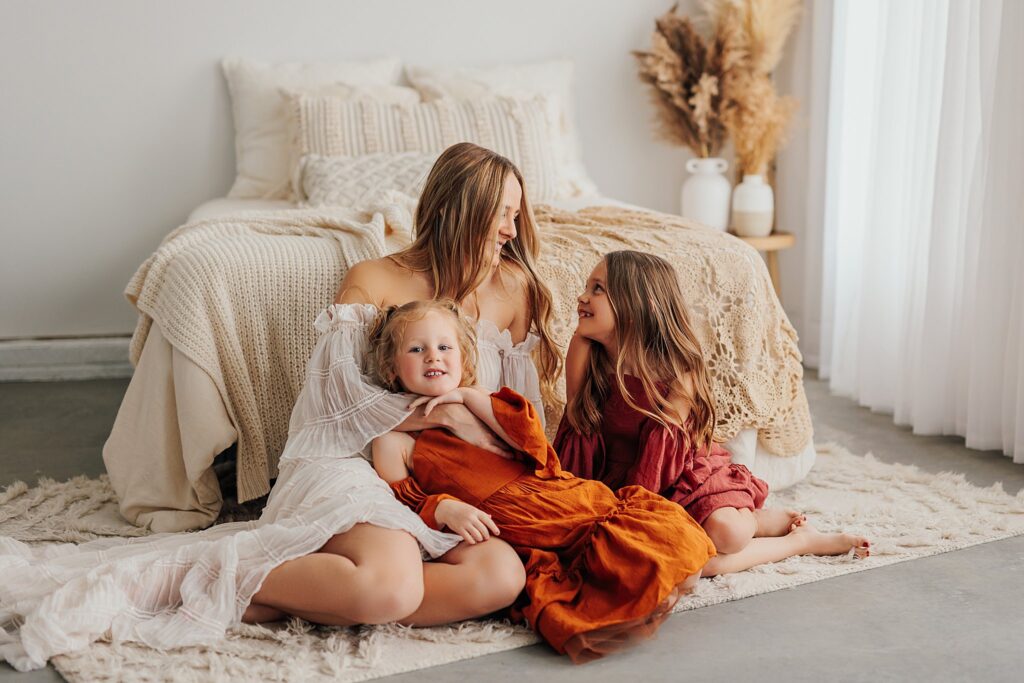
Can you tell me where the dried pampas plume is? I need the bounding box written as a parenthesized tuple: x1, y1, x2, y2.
(708, 0, 802, 175)
(634, 4, 733, 158)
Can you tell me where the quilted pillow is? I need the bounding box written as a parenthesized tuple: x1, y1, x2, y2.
(288, 94, 563, 202)
(297, 152, 437, 207)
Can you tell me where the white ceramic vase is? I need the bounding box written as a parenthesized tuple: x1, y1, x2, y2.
(731, 174, 775, 237)
(680, 157, 731, 231)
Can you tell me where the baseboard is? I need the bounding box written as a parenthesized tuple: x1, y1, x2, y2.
(0, 337, 133, 382)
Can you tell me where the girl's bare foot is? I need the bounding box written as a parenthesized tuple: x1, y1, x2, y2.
(753, 508, 807, 538)
(242, 602, 287, 624)
(790, 524, 870, 558)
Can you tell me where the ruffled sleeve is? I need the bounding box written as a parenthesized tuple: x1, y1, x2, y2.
(551, 413, 605, 481)
(389, 477, 461, 531)
(490, 387, 572, 480)
(278, 303, 414, 466)
(631, 419, 694, 505)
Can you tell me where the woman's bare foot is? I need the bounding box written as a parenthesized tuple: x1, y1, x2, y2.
(790, 524, 870, 558)
(242, 602, 287, 624)
(753, 508, 806, 538)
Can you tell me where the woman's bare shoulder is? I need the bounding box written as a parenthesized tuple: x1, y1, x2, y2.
(335, 258, 408, 305)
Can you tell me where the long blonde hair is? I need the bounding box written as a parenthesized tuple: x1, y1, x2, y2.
(565, 250, 717, 451)
(367, 300, 478, 393)
(390, 142, 562, 407)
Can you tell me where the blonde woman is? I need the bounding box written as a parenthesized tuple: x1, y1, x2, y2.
(243, 142, 563, 626)
(0, 144, 561, 672)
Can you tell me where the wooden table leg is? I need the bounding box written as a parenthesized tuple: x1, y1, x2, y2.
(766, 251, 781, 299)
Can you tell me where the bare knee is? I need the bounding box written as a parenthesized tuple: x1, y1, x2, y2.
(343, 560, 424, 624)
(703, 508, 755, 555)
(457, 539, 526, 613)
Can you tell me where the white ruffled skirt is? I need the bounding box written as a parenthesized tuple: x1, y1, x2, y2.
(0, 456, 459, 672)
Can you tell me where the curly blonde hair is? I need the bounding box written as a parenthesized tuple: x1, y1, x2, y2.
(367, 300, 478, 393)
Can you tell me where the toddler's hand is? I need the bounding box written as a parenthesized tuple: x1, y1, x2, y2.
(410, 389, 465, 416)
(435, 499, 500, 544)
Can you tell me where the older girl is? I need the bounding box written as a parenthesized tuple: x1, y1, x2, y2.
(554, 251, 870, 576)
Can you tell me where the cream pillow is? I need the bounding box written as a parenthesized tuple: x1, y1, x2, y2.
(405, 60, 599, 198)
(290, 95, 564, 202)
(297, 152, 437, 207)
(222, 56, 403, 200)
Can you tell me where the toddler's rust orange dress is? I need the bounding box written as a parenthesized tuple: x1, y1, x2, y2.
(390, 387, 715, 663)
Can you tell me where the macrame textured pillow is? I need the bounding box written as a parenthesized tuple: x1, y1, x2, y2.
(290, 95, 563, 202)
(298, 152, 437, 207)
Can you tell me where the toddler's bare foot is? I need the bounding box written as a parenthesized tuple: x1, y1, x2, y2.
(790, 524, 870, 558)
(753, 508, 807, 537)
(242, 602, 287, 624)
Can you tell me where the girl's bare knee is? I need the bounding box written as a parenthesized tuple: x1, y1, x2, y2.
(704, 509, 755, 555)
(464, 540, 526, 612)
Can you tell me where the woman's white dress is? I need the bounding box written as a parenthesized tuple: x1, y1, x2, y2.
(0, 303, 544, 672)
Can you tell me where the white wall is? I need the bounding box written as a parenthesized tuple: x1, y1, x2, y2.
(0, 0, 818, 346)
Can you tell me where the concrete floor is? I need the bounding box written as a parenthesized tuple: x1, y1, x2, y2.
(1, 373, 1022, 682)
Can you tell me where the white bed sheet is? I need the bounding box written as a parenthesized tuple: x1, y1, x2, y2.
(183, 195, 815, 490)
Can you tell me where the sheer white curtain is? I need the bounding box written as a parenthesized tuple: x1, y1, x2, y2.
(818, 0, 1024, 461)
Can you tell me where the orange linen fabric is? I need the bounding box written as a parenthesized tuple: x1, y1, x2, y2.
(390, 387, 715, 662)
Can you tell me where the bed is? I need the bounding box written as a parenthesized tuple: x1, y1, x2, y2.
(101, 57, 815, 532)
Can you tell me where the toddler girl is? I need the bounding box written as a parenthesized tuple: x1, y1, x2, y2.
(367, 300, 715, 663)
(553, 250, 869, 576)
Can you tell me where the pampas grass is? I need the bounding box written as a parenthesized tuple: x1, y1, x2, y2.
(634, 4, 734, 158)
(710, 0, 803, 175)
(635, 1, 802, 173)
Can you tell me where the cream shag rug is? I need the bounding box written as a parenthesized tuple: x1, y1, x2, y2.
(2, 443, 1023, 682)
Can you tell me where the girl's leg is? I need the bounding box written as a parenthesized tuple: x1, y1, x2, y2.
(400, 536, 526, 626)
(702, 507, 757, 554)
(703, 525, 870, 577)
(243, 523, 424, 626)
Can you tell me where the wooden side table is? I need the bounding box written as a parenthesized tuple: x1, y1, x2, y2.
(730, 231, 795, 298)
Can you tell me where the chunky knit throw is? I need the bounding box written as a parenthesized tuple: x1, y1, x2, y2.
(125, 195, 810, 503)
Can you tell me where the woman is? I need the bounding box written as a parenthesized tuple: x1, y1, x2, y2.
(0, 143, 561, 671)
(243, 143, 563, 626)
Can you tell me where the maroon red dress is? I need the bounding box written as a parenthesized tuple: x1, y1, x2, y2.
(553, 375, 768, 525)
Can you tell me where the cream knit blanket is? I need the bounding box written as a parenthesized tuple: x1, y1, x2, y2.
(125, 196, 811, 503)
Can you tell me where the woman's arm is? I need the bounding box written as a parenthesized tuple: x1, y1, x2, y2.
(371, 431, 414, 482)
(413, 388, 523, 452)
(564, 331, 592, 403)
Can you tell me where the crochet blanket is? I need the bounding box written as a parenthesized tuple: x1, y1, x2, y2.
(125, 194, 811, 503)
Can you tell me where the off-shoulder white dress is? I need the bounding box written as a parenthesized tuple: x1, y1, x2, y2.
(0, 304, 544, 672)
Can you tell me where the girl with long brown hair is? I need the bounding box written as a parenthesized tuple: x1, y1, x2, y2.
(553, 250, 870, 575)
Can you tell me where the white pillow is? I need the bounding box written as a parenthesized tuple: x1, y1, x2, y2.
(405, 60, 598, 198)
(222, 56, 403, 200)
(289, 94, 564, 202)
(297, 152, 437, 207)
